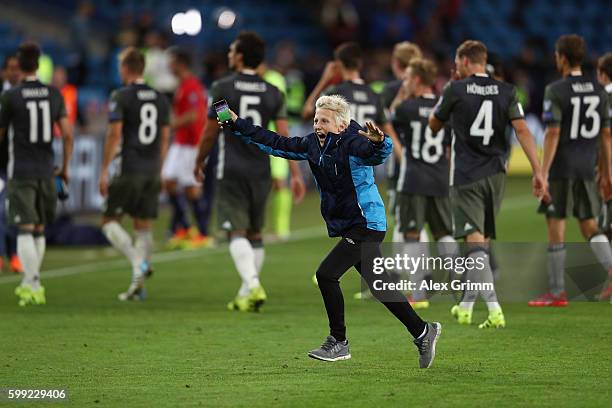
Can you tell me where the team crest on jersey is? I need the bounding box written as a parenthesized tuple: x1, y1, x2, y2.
(543, 100, 551, 112)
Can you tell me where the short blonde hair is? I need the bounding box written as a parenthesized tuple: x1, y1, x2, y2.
(315, 95, 351, 126)
(393, 42, 422, 68)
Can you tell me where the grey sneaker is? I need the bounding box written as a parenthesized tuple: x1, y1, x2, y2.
(308, 336, 351, 362)
(413, 322, 441, 368)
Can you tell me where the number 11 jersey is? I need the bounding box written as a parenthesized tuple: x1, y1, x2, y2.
(0, 78, 66, 179)
(433, 73, 523, 186)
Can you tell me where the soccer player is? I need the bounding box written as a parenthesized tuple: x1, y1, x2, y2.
(99, 47, 170, 300)
(597, 52, 612, 300)
(0, 42, 73, 306)
(162, 47, 211, 250)
(302, 42, 401, 159)
(0, 54, 24, 274)
(393, 58, 457, 309)
(429, 40, 545, 328)
(221, 94, 441, 367)
(194, 31, 305, 312)
(529, 36, 612, 306)
(383, 42, 423, 244)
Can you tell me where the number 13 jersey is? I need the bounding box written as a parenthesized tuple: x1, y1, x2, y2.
(433, 73, 523, 186)
(542, 73, 610, 181)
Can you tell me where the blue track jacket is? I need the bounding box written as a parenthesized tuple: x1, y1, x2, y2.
(231, 118, 392, 237)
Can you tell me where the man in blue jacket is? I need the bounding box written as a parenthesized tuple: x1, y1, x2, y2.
(215, 94, 441, 368)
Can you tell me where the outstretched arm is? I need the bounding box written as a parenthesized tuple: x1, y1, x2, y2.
(350, 121, 393, 166)
(229, 110, 309, 160)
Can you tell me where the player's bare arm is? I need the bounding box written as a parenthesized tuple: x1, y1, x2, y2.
(58, 116, 74, 183)
(512, 118, 547, 198)
(193, 119, 220, 182)
(99, 122, 123, 197)
(597, 126, 612, 199)
(159, 125, 171, 172)
(171, 109, 198, 129)
(381, 122, 402, 161)
(302, 62, 338, 119)
(428, 114, 445, 134)
(541, 125, 561, 201)
(275, 118, 306, 203)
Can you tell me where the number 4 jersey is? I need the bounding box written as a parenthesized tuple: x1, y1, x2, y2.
(542, 73, 610, 181)
(393, 94, 450, 196)
(0, 78, 66, 179)
(207, 71, 286, 181)
(108, 81, 170, 175)
(433, 73, 523, 186)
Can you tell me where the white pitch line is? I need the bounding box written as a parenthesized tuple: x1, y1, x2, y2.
(0, 226, 327, 285)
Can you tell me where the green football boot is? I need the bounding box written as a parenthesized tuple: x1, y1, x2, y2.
(450, 305, 472, 325)
(478, 310, 506, 329)
(249, 285, 267, 312)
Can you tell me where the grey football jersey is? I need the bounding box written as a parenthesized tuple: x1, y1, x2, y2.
(0, 79, 66, 179)
(108, 81, 170, 175)
(433, 74, 524, 186)
(542, 74, 611, 180)
(208, 72, 286, 180)
(394, 94, 450, 196)
(325, 80, 388, 125)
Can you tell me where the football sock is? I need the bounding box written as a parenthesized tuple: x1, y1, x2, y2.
(229, 237, 259, 291)
(102, 221, 142, 278)
(189, 197, 209, 236)
(250, 239, 265, 276)
(589, 234, 612, 270)
(437, 235, 459, 258)
(135, 229, 154, 263)
(547, 244, 566, 296)
(273, 188, 292, 237)
(17, 233, 39, 290)
(392, 223, 403, 242)
(33, 232, 46, 271)
(168, 193, 190, 233)
(404, 236, 426, 300)
(473, 249, 501, 311)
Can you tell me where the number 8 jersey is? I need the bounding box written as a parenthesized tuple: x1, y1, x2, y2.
(542, 73, 610, 181)
(393, 94, 451, 196)
(108, 80, 170, 175)
(433, 73, 523, 186)
(0, 78, 66, 179)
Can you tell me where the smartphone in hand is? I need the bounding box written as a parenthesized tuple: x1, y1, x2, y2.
(213, 99, 233, 125)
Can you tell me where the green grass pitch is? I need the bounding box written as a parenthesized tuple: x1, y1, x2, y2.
(0, 176, 610, 407)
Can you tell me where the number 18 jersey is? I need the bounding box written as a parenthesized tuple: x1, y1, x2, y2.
(108, 81, 170, 175)
(433, 74, 523, 186)
(393, 94, 450, 196)
(542, 73, 610, 181)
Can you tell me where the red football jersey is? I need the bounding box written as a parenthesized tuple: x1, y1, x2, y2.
(173, 75, 207, 145)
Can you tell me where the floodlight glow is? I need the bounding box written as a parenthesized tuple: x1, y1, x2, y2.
(171, 9, 202, 36)
(218, 10, 236, 29)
